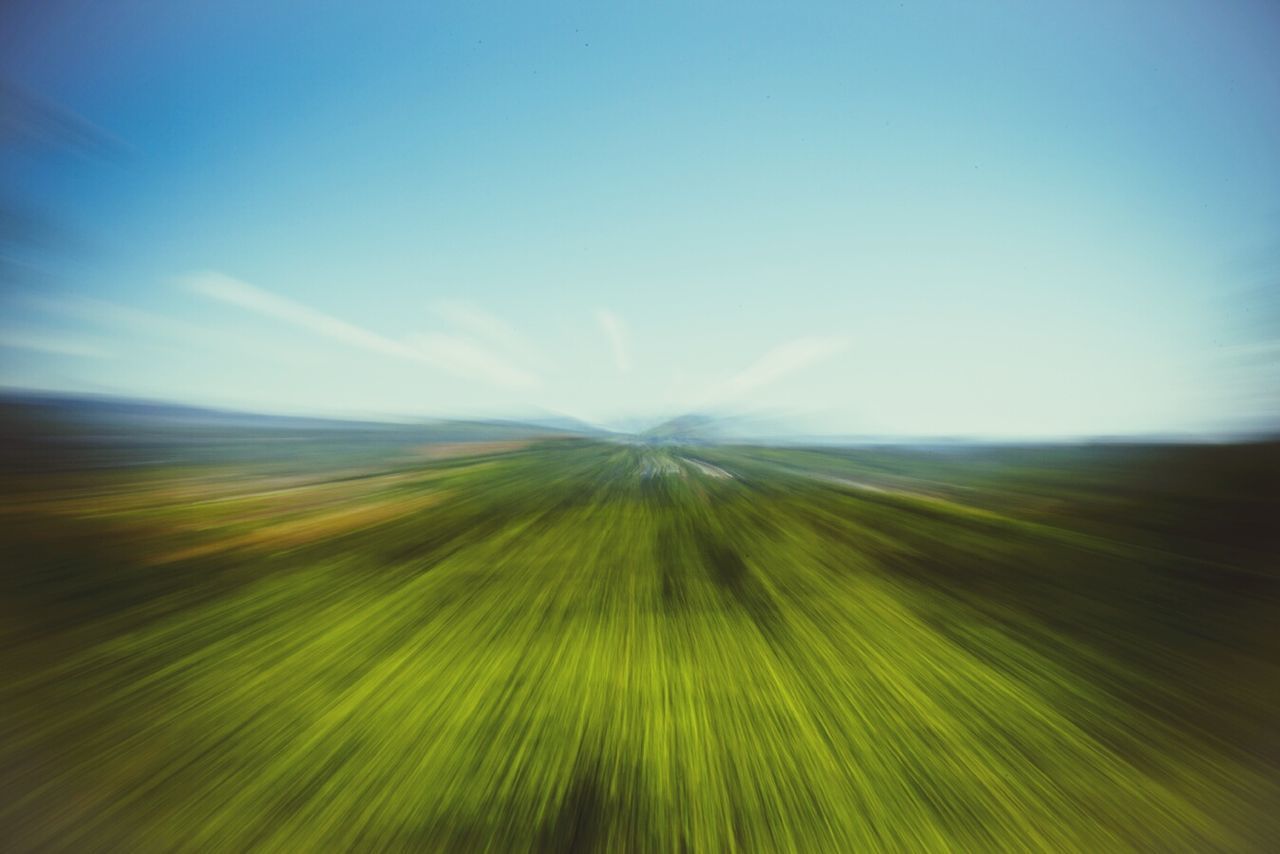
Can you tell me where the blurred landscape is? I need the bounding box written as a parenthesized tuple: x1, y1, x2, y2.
(5, 2, 1280, 851)
(3, 394, 1278, 850)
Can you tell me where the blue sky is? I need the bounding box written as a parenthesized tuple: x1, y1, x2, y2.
(2, 1, 1278, 435)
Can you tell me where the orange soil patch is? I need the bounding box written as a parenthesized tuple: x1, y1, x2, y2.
(149, 490, 448, 565)
(2, 469, 441, 524)
(415, 440, 532, 460)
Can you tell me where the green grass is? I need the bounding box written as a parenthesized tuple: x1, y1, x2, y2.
(3, 439, 1278, 850)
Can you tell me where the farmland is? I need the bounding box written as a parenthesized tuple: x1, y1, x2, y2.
(3, 416, 1279, 851)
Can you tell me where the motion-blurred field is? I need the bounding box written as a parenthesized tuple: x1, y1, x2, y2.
(3, 405, 1279, 851)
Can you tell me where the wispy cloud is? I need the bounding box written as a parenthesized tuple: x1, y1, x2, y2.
(706, 336, 849, 405)
(28, 294, 208, 341)
(186, 272, 418, 359)
(596, 309, 631, 373)
(185, 272, 540, 391)
(408, 333, 541, 390)
(27, 292, 314, 367)
(0, 327, 113, 359)
(430, 299, 547, 370)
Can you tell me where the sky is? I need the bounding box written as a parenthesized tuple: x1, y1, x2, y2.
(2, 1, 1278, 436)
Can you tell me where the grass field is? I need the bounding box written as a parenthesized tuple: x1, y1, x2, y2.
(3, 427, 1279, 851)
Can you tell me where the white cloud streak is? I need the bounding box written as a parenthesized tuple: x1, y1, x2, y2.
(0, 328, 113, 359)
(28, 292, 318, 368)
(185, 272, 541, 391)
(407, 333, 542, 391)
(430, 299, 548, 369)
(28, 294, 209, 342)
(595, 309, 631, 373)
(707, 336, 849, 404)
(186, 272, 419, 360)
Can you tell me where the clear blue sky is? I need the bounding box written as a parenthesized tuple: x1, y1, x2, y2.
(3, 1, 1278, 435)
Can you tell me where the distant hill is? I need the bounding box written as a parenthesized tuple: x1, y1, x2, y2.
(640, 414, 723, 445)
(0, 391, 589, 471)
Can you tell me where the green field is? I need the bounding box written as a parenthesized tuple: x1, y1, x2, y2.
(3, 434, 1279, 851)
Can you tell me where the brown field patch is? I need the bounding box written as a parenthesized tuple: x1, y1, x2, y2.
(414, 440, 532, 460)
(148, 490, 448, 564)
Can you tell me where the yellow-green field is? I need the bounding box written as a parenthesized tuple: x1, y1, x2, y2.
(3, 437, 1278, 851)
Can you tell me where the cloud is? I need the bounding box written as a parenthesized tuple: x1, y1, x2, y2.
(28, 294, 207, 341)
(408, 333, 541, 390)
(430, 299, 547, 369)
(595, 309, 631, 373)
(0, 328, 112, 358)
(186, 272, 419, 360)
(185, 271, 540, 391)
(27, 292, 316, 367)
(431, 300, 517, 349)
(707, 336, 849, 404)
